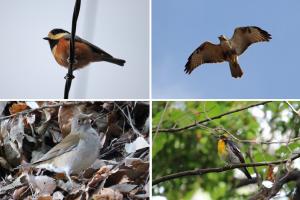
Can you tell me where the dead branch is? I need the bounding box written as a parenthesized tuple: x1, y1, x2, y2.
(152, 153, 300, 186)
(153, 101, 272, 133)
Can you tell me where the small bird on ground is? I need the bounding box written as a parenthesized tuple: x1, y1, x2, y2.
(185, 26, 271, 78)
(217, 134, 252, 179)
(31, 113, 101, 185)
(44, 28, 126, 70)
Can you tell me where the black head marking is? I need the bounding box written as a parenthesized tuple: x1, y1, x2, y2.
(50, 28, 70, 35)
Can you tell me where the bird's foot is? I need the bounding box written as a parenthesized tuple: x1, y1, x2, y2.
(64, 74, 75, 80)
(67, 57, 78, 65)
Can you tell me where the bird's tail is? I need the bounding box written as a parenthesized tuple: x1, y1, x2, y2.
(229, 61, 243, 78)
(241, 167, 252, 179)
(102, 57, 126, 67)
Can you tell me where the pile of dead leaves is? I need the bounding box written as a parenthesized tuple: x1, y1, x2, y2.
(0, 101, 149, 200)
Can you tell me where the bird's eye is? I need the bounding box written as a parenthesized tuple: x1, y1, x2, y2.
(77, 119, 81, 124)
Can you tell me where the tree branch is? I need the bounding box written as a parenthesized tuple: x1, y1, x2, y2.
(153, 101, 272, 133)
(250, 170, 300, 200)
(152, 153, 300, 186)
(64, 0, 81, 99)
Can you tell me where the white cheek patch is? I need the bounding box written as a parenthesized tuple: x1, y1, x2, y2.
(48, 33, 68, 40)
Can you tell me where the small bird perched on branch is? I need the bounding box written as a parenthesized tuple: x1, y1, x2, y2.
(44, 28, 126, 70)
(218, 134, 252, 179)
(185, 26, 271, 78)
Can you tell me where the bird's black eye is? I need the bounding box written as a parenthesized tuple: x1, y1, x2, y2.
(77, 119, 81, 124)
(89, 119, 94, 124)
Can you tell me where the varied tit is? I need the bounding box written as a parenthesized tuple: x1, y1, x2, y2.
(43, 28, 125, 70)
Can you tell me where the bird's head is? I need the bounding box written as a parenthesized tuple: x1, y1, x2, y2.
(218, 35, 228, 42)
(219, 134, 229, 142)
(43, 28, 70, 49)
(71, 113, 94, 134)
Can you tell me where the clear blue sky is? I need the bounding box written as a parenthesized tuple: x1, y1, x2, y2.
(152, 0, 300, 99)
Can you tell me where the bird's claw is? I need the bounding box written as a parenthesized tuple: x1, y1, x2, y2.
(67, 57, 78, 65)
(64, 74, 75, 80)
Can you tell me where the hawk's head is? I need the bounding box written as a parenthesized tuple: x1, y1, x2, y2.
(218, 35, 228, 42)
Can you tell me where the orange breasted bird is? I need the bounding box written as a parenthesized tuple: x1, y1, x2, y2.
(217, 134, 252, 179)
(43, 28, 126, 70)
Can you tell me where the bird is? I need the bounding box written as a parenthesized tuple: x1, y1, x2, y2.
(43, 28, 126, 70)
(217, 134, 252, 179)
(184, 26, 271, 78)
(30, 113, 101, 185)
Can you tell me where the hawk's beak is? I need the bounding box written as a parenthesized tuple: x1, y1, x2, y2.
(43, 37, 50, 40)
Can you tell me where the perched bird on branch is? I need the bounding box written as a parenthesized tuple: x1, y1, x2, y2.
(185, 26, 271, 78)
(44, 29, 126, 70)
(218, 134, 252, 179)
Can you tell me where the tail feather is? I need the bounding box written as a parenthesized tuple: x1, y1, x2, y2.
(241, 167, 252, 179)
(229, 61, 243, 78)
(102, 57, 126, 67)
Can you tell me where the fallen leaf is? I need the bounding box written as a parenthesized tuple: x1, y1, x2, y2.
(93, 188, 123, 200)
(9, 103, 28, 115)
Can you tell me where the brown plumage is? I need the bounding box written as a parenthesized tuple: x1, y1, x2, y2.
(44, 29, 125, 70)
(185, 26, 271, 78)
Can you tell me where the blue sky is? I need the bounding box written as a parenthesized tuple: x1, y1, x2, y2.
(152, 0, 300, 99)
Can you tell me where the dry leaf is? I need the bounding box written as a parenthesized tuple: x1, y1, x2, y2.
(9, 103, 28, 115)
(26, 174, 56, 196)
(93, 188, 123, 200)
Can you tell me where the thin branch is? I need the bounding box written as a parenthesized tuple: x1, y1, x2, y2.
(64, 0, 81, 99)
(0, 102, 85, 121)
(217, 127, 300, 144)
(285, 101, 300, 116)
(153, 101, 272, 133)
(152, 153, 300, 186)
(248, 146, 262, 187)
(153, 102, 169, 143)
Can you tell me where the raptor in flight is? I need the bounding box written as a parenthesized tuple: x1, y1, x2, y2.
(184, 26, 271, 78)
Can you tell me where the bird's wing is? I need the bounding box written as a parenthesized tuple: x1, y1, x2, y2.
(230, 26, 271, 55)
(63, 34, 113, 58)
(32, 134, 80, 165)
(227, 140, 246, 163)
(185, 42, 225, 74)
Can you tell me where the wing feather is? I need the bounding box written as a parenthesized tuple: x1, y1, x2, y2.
(32, 134, 79, 165)
(230, 26, 271, 55)
(185, 42, 225, 74)
(227, 140, 245, 163)
(63, 34, 113, 58)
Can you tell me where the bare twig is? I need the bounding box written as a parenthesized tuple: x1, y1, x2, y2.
(285, 101, 300, 116)
(214, 127, 300, 145)
(152, 153, 300, 185)
(153, 102, 169, 143)
(64, 0, 81, 99)
(248, 146, 262, 187)
(153, 101, 272, 133)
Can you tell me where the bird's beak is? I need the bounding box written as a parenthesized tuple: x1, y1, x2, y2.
(43, 37, 50, 40)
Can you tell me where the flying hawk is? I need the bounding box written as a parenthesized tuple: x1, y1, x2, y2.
(184, 26, 271, 78)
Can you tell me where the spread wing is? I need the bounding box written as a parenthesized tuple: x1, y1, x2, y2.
(230, 26, 271, 55)
(185, 42, 225, 74)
